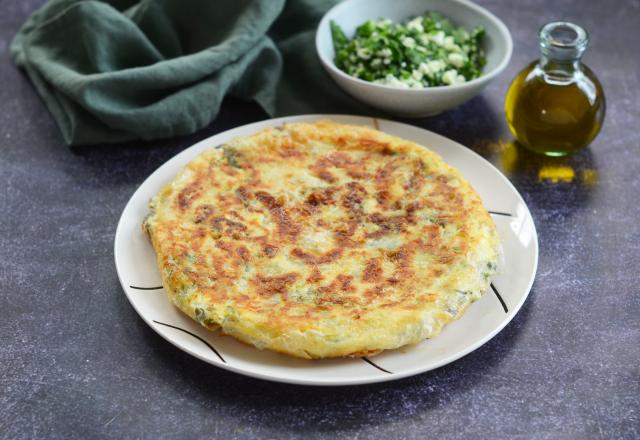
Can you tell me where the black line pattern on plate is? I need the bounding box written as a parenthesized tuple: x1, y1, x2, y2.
(362, 357, 393, 374)
(152, 320, 227, 364)
(489, 211, 513, 217)
(490, 283, 508, 313)
(130, 285, 163, 290)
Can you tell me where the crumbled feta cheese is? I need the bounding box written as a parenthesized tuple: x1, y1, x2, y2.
(371, 58, 382, 68)
(443, 36, 461, 52)
(383, 75, 423, 89)
(379, 48, 393, 58)
(430, 59, 446, 72)
(401, 37, 416, 48)
(430, 31, 445, 46)
(442, 70, 456, 84)
(383, 58, 391, 65)
(448, 52, 465, 68)
(356, 47, 371, 60)
(411, 69, 423, 81)
(419, 60, 446, 76)
(406, 78, 423, 88)
(442, 69, 466, 85)
(407, 17, 424, 33)
(374, 74, 409, 88)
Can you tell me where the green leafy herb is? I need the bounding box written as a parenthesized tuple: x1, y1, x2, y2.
(223, 147, 242, 168)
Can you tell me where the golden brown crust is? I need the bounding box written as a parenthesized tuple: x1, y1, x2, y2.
(144, 120, 500, 358)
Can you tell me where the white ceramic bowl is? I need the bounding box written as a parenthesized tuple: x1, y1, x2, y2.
(316, 0, 513, 117)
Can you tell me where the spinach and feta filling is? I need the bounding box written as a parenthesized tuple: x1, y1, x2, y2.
(331, 12, 486, 88)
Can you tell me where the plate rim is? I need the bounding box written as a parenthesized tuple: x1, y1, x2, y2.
(114, 114, 538, 386)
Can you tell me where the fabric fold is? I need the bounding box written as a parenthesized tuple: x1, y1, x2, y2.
(12, 0, 370, 146)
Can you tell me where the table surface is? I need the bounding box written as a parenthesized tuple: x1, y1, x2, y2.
(1, 1, 638, 438)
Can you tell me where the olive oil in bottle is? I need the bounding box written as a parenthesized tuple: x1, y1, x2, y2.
(505, 22, 605, 156)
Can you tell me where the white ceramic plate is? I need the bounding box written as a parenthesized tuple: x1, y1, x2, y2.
(114, 115, 538, 386)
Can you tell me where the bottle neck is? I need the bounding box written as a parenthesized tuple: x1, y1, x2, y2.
(539, 52, 582, 75)
(537, 22, 588, 83)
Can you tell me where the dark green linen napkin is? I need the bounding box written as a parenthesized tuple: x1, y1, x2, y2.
(11, 0, 370, 146)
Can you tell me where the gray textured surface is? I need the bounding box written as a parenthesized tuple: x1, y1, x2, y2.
(1, 0, 639, 439)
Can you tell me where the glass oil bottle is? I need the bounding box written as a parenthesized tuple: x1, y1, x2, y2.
(505, 22, 605, 156)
